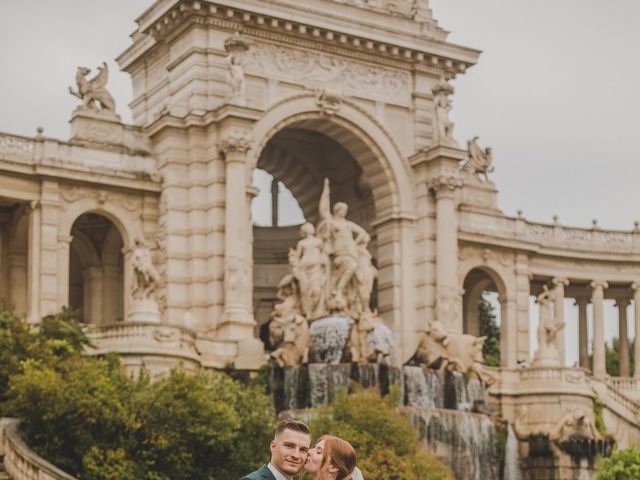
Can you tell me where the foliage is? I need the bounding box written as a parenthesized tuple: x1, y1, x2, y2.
(0, 307, 89, 407)
(305, 388, 453, 480)
(479, 294, 501, 367)
(596, 446, 640, 480)
(0, 308, 276, 480)
(592, 389, 607, 436)
(605, 337, 635, 377)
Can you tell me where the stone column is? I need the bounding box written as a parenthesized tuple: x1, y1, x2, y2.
(574, 296, 589, 369)
(217, 130, 256, 340)
(551, 277, 569, 366)
(57, 235, 73, 310)
(632, 283, 640, 379)
(591, 280, 609, 377)
(615, 298, 630, 377)
(428, 175, 463, 332)
(270, 178, 279, 227)
(26, 201, 41, 324)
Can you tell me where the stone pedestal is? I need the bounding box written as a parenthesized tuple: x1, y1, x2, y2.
(70, 108, 123, 145)
(128, 299, 160, 323)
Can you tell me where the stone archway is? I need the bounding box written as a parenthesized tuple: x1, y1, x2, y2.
(69, 213, 125, 325)
(462, 265, 515, 367)
(249, 94, 417, 360)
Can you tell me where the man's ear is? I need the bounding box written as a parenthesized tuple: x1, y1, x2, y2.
(270, 439, 276, 452)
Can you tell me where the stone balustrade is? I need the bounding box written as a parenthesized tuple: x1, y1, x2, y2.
(459, 210, 640, 255)
(0, 418, 76, 480)
(0, 131, 159, 182)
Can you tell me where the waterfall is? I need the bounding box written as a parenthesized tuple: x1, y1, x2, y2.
(409, 408, 500, 480)
(404, 366, 445, 408)
(503, 425, 522, 480)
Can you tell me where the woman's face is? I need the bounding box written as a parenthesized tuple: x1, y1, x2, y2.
(304, 439, 326, 474)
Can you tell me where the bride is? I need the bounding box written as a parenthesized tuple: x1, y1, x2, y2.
(303, 435, 363, 480)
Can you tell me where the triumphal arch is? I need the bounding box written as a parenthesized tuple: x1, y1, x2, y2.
(2, 1, 640, 476)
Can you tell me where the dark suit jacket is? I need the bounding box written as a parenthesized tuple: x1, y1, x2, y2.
(240, 464, 277, 480)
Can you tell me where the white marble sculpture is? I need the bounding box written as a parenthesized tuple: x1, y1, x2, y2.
(414, 319, 497, 385)
(269, 178, 384, 364)
(224, 32, 249, 106)
(129, 236, 160, 323)
(532, 285, 565, 367)
(464, 136, 494, 181)
(69, 62, 116, 112)
(432, 77, 457, 146)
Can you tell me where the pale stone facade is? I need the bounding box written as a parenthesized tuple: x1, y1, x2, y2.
(2, 1, 640, 474)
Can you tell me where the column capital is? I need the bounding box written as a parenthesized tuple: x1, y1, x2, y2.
(590, 280, 609, 291)
(427, 175, 463, 198)
(615, 297, 630, 309)
(631, 281, 640, 292)
(218, 129, 252, 157)
(551, 277, 569, 287)
(574, 295, 589, 307)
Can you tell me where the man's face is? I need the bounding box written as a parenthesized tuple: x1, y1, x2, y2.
(270, 429, 311, 476)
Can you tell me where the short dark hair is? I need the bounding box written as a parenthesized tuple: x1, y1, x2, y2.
(275, 419, 311, 437)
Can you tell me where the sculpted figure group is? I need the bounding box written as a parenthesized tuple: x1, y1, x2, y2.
(69, 62, 116, 112)
(269, 178, 492, 377)
(269, 178, 383, 366)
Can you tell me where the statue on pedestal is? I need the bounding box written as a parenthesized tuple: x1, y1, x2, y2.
(532, 285, 565, 366)
(224, 32, 249, 106)
(432, 77, 457, 146)
(129, 236, 160, 323)
(290, 223, 328, 320)
(464, 136, 494, 182)
(69, 62, 116, 112)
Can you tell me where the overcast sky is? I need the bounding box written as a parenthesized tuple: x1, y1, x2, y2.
(1, 1, 638, 363)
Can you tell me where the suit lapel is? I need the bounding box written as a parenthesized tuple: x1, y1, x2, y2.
(259, 464, 277, 480)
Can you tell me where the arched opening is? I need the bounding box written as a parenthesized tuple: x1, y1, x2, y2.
(69, 213, 124, 325)
(463, 267, 505, 367)
(252, 127, 377, 347)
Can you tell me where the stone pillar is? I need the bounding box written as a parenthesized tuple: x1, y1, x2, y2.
(217, 130, 256, 340)
(270, 178, 279, 227)
(500, 295, 518, 368)
(26, 201, 41, 324)
(551, 277, 569, 366)
(103, 265, 120, 323)
(428, 175, 463, 332)
(57, 235, 73, 309)
(616, 298, 630, 377)
(591, 280, 608, 377)
(574, 296, 589, 369)
(632, 283, 640, 379)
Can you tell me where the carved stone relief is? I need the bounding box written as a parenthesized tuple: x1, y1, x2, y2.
(244, 42, 411, 105)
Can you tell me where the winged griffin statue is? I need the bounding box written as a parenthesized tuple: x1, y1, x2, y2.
(69, 62, 116, 112)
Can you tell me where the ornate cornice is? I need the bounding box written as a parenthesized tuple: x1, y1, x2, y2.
(130, 1, 476, 77)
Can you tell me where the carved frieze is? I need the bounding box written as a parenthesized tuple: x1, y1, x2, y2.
(244, 42, 411, 105)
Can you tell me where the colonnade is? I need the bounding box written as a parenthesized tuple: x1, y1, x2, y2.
(548, 277, 640, 378)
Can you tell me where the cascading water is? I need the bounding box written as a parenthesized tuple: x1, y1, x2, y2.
(503, 425, 523, 480)
(409, 408, 500, 480)
(403, 365, 445, 408)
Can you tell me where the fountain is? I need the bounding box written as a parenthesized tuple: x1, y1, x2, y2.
(266, 179, 514, 480)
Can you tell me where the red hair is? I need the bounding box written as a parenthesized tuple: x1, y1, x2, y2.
(318, 435, 356, 480)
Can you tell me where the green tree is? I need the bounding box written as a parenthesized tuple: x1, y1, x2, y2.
(605, 337, 635, 377)
(479, 294, 501, 367)
(306, 388, 452, 480)
(596, 446, 640, 480)
(0, 307, 90, 407)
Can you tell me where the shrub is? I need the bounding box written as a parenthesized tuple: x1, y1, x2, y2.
(596, 446, 640, 480)
(306, 388, 452, 480)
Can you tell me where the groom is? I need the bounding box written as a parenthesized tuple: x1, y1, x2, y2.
(241, 419, 311, 480)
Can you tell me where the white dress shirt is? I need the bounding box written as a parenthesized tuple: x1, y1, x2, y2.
(267, 463, 291, 480)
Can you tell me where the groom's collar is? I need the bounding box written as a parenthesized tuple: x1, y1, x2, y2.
(267, 463, 292, 480)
